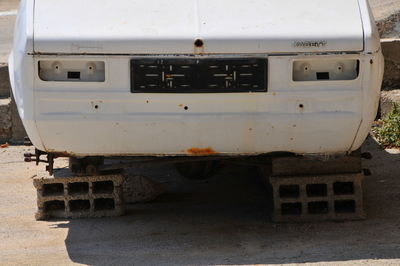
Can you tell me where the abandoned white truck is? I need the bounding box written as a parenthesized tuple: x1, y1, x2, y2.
(9, 0, 384, 220)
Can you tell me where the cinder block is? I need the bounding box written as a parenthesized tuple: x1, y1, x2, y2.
(33, 174, 125, 220)
(271, 155, 361, 177)
(269, 173, 365, 222)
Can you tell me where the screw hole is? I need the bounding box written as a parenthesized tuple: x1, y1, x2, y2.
(370, 59, 373, 64)
(184, 106, 189, 110)
(94, 105, 99, 109)
(299, 104, 304, 108)
(194, 39, 204, 48)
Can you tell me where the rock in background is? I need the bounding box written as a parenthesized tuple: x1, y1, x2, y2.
(123, 173, 168, 203)
(378, 9, 400, 116)
(381, 90, 400, 118)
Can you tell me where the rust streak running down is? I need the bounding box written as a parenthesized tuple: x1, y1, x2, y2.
(187, 147, 217, 155)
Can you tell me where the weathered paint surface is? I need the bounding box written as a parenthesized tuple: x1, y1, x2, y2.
(9, 0, 384, 157)
(33, 0, 365, 54)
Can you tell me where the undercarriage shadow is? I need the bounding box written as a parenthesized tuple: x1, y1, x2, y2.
(53, 137, 400, 265)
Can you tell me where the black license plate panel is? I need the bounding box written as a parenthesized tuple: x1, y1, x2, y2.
(131, 58, 268, 93)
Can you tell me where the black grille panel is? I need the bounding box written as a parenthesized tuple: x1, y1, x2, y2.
(131, 58, 267, 93)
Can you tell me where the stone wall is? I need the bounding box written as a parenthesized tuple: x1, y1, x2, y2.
(0, 64, 11, 98)
(0, 64, 26, 144)
(381, 39, 400, 89)
(0, 99, 12, 143)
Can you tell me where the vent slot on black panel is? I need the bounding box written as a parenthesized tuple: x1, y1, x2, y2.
(67, 71, 81, 79)
(131, 58, 267, 93)
(316, 72, 330, 80)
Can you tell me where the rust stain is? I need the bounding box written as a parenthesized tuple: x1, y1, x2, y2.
(194, 38, 205, 54)
(0, 142, 9, 149)
(194, 39, 204, 47)
(178, 104, 184, 107)
(187, 147, 217, 155)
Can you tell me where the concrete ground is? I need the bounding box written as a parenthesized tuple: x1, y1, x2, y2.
(1, 1, 400, 265)
(0, 137, 400, 265)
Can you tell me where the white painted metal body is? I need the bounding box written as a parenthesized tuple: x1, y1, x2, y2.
(9, 0, 384, 156)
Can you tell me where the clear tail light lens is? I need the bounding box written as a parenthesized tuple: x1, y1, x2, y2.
(39, 61, 105, 82)
(293, 59, 359, 82)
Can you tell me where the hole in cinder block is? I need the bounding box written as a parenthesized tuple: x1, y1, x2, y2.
(281, 202, 302, 216)
(94, 198, 115, 211)
(69, 200, 90, 212)
(308, 201, 329, 214)
(93, 181, 114, 194)
(68, 182, 89, 195)
(335, 200, 356, 213)
(42, 183, 64, 197)
(306, 184, 327, 197)
(44, 200, 65, 212)
(279, 185, 300, 198)
(334, 182, 354, 195)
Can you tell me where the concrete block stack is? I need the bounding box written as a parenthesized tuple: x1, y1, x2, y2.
(33, 173, 125, 220)
(263, 155, 365, 222)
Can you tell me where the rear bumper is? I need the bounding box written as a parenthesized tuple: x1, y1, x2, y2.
(35, 110, 361, 156)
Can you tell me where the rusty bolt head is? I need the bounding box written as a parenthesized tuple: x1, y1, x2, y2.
(194, 39, 204, 48)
